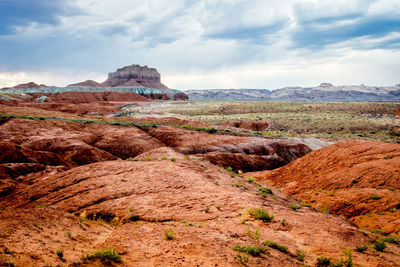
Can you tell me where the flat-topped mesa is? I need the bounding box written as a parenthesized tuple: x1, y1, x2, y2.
(102, 64, 168, 89)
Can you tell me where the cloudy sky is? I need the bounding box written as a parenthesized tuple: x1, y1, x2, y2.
(0, 0, 399, 90)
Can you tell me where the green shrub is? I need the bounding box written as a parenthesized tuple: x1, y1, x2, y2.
(249, 208, 274, 222)
(56, 249, 64, 260)
(383, 236, 400, 244)
(296, 250, 306, 262)
(262, 240, 288, 253)
(232, 245, 266, 256)
(88, 248, 121, 263)
(370, 195, 382, 200)
(257, 187, 273, 197)
(290, 204, 300, 210)
(170, 157, 176, 162)
(373, 240, 387, 251)
(164, 228, 174, 240)
(226, 166, 233, 172)
(236, 253, 249, 265)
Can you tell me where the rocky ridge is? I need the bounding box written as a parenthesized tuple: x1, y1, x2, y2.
(186, 83, 400, 102)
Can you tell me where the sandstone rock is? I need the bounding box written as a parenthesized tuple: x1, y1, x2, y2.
(101, 64, 168, 89)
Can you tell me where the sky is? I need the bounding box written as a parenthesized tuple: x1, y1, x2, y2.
(0, 0, 399, 90)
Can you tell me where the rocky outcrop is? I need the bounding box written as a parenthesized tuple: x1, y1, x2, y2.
(101, 64, 168, 89)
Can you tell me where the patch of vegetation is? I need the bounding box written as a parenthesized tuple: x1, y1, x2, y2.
(170, 157, 176, 162)
(262, 240, 288, 253)
(161, 156, 167, 160)
(164, 228, 175, 240)
(296, 250, 306, 262)
(236, 253, 249, 265)
(231, 180, 248, 190)
(355, 243, 368, 253)
(257, 187, 273, 197)
(370, 229, 389, 236)
(87, 248, 121, 263)
(316, 257, 331, 266)
(34, 203, 47, 208)
(232, 245, 266, 256)
(0, 228, 11, 238)
(373, 240, 387, 252)
(245, 177, 255, 183)
(249, 208, 274, 222)
(370, 195, 382, 200)
(246, 228, 260, 240)
(226, 166, 233, 172)
(56, 249, 64, 260)
(290, 204, 300, 210)
(383, 155, 393, 159)
(382, 236, 400, 244)
(214, 181, 219, 186)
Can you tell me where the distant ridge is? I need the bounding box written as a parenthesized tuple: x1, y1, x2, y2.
(186, 83, 400, 102)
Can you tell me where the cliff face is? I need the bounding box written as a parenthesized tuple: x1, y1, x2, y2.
(101, 64, 168, 89)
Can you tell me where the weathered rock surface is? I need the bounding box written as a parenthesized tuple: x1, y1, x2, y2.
(2, 159, 393, 266)
(67, 80, 102, 87)
(101, 64, 168, 89)
(249, 140, 400, 234)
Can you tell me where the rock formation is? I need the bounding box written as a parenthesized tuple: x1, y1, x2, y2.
(101, 64, 168, 89)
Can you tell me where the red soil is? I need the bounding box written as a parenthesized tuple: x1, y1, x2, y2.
(249, 140, 400, 234)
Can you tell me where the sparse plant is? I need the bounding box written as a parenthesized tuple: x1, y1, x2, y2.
(373, 240, 387, 251)
(383, 236, 400, 244)
(262, 240, 288, 253)
(316, 257, 331, 266)
(249, 208, 274, 222)
(226, 166, 233, 172)
(245, 177, 255, 183)
(218, 168, 223, 173)
(164, 228, 175, 240)
(66, 231, 72, 239)
(56, 249, 64, 260)
(370, 195, 382, 200)
(257, 187, 273, 197)
(370, 229, 388, 235)
(88, 248, 121, 263)
(170, 157, 176, 162)
(296, 250, 306, 262)
(246, 228, 260, 240)
(236, 253, 249, 265)
(145, 157, 152, 161)
(205, 207, 210, 213)
(290, 204, 300, 210)
(344, 249, 353, 267)
(232, 245, 266, 256)
(356, 243, 368, 253)
(214, 181, 219, 186)
(161, 156, 167, 160)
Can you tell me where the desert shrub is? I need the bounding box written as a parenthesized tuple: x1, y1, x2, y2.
(316, 257, 331, 266)
(370, 195, 382, 200)
(226, 166, 233, 172)
(383, 236, 400, 244)
(290, 204, 300, 210)
(56, 249, 64, 259)
(170, 157, 176, 162)
(164, 228, 174, 240)
(88, 248, 121, 263)
(232, 245, 266, 256)
(355, 244, 368, 253)
(236, 253, 249, 265)
(257, 187, 273, 197)
(373, 240, 387, 251)
(262, 240, 288, 253)
(296, 250, 306, 262)
(249, 208, 274, 222)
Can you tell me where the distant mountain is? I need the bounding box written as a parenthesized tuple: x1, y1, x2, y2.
(67, 80, 102, 87)
(186, 83, 400, 102)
